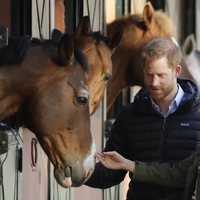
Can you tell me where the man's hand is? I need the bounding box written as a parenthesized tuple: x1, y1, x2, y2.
(96, 151, 135, 173)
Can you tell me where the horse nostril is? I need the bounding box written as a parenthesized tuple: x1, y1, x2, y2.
(65, 166, 72, 178)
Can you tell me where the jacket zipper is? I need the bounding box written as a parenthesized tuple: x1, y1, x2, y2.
(161, 117, 167, 161)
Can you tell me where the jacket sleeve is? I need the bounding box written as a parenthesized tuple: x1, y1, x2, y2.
(133, 151, 199, 187)
(85, 162, 127, 189)
(85, 108, 130, 188)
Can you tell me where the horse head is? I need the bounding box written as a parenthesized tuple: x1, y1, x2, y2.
(73, 16, 122, 115)
(181, 34, 200, 88)
(52, 16, 122, 115)
(0, 34, 95, 187)
(106, 2, 176, 112)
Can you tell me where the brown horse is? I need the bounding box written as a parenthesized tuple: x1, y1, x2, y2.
(0, 35, 95, 187)
(52, 16, 121, 115)
(74, 16, 114, 115)
(106, 2, 176, 112)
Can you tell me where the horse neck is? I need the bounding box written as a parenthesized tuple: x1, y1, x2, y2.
(0, 63, 34, 88)
(0, 62, 44, 121)
(0, 67, 23, 120)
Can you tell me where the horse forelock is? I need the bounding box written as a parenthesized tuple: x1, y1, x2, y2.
(74, 31, 109, 73)
(74, 48, 89, 73)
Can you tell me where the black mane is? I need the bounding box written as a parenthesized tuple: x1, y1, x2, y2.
(91, 31, 107, 43)
(0, 36, 31, 66)
(0, 35, 89, 73)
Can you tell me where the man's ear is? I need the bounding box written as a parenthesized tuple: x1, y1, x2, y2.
(175, 64, 181, 77)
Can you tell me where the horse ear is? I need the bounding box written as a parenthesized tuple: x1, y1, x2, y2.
(51, 28, 63, 44)
(75, 16, 92, 38)
(143, 2, 155, 30)
(58, 34, 74, 66)
(105, 24, 123, 50)
(182, 34, 196, 55)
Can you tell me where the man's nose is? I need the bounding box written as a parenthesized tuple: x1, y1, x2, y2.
(151, 76, 159, 86)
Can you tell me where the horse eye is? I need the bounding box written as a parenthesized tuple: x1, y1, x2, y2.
(75, 96, 88, 105)
(103, 73, 111, 81)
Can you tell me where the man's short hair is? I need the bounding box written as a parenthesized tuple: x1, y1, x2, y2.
(142, 38, 182, 68)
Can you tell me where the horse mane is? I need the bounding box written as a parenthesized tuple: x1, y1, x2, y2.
(153, 10, 175, 36)
(107, 9, 175, 37)
(0, 36, 31, 66)
(0, 35, 89, 72)
(74, 48, 89, 72)
(90, 31, 107, 43)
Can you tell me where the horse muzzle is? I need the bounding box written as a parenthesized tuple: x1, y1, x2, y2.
(54, 144, 96, 188)
(53, 139, 96, 187)
(54, 163, 95, 188)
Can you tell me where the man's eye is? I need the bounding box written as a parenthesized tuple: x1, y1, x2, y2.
(159, 74, 166, 78)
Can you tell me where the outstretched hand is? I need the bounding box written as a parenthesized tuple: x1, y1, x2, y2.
(96, 151, 135, 173)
